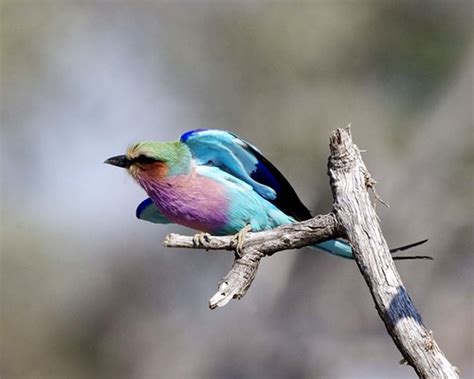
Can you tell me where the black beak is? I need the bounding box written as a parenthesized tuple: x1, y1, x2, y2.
(104, 155, 131, 168)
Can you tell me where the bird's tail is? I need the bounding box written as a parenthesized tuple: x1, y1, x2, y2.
(313, 239, 432, 261)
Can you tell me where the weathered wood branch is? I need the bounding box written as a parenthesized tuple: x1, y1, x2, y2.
(164, 127, 458, 378)
(328, 127, 458, 378)
(164, 214, 340, 308)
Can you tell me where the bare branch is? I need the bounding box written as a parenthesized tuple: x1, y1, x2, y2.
(164, 214, 340, 308)
(164, 214, 338, 252)
(328, 127, 458, 379)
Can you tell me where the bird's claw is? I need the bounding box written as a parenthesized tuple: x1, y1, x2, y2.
(232, 224, 252, 257)
(193, 232, 212, 250)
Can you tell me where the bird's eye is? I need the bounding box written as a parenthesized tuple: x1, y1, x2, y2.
(134, 155, 158, 165)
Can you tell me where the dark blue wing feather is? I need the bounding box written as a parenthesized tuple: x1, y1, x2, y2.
(181, 129, 312, 221)
(136, 198, 172, 224)
(242, 142, 312, 221)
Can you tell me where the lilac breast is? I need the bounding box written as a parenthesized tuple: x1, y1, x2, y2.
(138, 173, 229, 233)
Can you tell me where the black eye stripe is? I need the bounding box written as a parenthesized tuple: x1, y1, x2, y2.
(132, 155, 159, 164)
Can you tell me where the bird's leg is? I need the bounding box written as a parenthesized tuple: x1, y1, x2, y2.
(232, 224, 252, 257)
(192, 232, 212, 250)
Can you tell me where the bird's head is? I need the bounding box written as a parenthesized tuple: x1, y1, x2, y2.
(104, 141, 192, 180)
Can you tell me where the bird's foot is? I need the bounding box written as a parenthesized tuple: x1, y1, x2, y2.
(232, 224, 252, 257)
(192, 232, 212, 250)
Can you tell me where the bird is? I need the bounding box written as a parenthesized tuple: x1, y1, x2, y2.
(105, 129, 429, 260)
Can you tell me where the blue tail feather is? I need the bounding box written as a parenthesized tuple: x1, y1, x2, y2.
(314, 239, 353, 259)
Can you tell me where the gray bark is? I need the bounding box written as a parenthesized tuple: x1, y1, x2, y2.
(164, 214, 339, 308)
(328, 127, 458, 379)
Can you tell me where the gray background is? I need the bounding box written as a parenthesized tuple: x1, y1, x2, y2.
(2, 2, 472, 378)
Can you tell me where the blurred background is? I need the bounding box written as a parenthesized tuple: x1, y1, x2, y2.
(1, 1, 472, 378)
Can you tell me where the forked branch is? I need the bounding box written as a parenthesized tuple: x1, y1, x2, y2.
(164, 214, 339, 308)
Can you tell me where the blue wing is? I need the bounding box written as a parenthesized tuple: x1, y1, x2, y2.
(136, 198, 172, 224)
(181, 129, 312, 221)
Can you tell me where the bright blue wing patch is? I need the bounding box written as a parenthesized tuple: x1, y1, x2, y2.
(136, 198, 172, 224)
(181, 129, 312, 221)
(181, 129, 277, 200)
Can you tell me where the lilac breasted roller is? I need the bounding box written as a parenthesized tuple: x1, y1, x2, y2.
(105, 129, 428, 260)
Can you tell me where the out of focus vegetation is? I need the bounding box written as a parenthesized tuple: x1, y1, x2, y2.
(1, 2, 472, 378)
